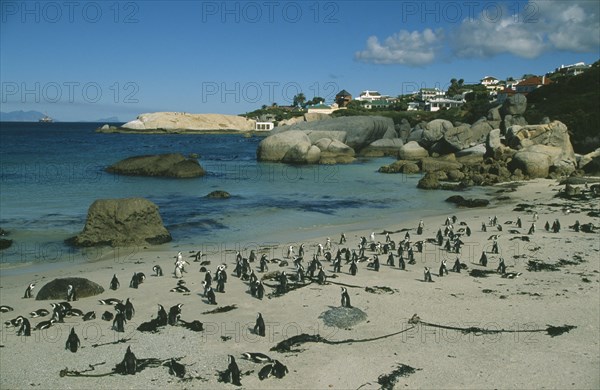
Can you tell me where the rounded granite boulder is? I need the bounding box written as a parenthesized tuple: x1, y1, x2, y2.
(106, 153, 205, 178)
(36, 277, 104, 300)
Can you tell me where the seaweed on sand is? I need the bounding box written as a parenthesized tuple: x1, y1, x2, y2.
(202, 305, 237, 314)
(377, 363, 420, 390)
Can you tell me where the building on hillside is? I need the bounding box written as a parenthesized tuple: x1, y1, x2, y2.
(480, 76, 502, 91)
(515, 76, 552, 95)
(356, 90, 390, 102)
(255, 122, 274, 131)
(426, 97, 464, 112)
(335, 90, 353, 107)
(407, 102, 421, 111)
(417, 87, 445, 102)
(361, 99, 393, 110)
(307, 102, 345, 114)
(554, 62, 591, 77)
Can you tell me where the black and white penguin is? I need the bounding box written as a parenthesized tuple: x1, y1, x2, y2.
(227, 355, 242, 386)
(101, 311, 114, 321)
(16, 316, 31, 336)
(452, 257, 462, 273)
(170, 284, 190, 293)
(112, 309, 127, 333)
(479, 251, 488, 267)
(66, 284, 77, 302)
(35, 318, 55, 330)
(129, 273, 139, 289)
(242, 352, 272, 363)
(157, 304, 168, 326)
(502, 272, 522, 279)
(317, 266, 326, 284)
(0, 305, 14, 313)
(65, 327, 80, 353)
(206, 287, 217, 305)
(254, 313, 266, 337)
(424, 267, 433, 282)
(349, 260, 358, 276)
(341, 287, 351, 308)
(168, 358, 186, 378)
(271, 360, 289, 378)
(67, 308, 84, 317)
(153, 265, 163, 277)
(110, 274, 120, 290)
(122, 346, 137, 375)
(82, 311, 96, 321)
(259, 254, 269, 272)
(438, 260, 448, 276)
(98, 298, 122, 305)
(23, 283, 35, 299)
(51, 303, 65, 323)
(29, 309, 49, 318)
(528, 223, 536, 235)
(168, 303, 183, 326)
(125, 298, 135, 321)
(256, 281, 265, 300)
(497, 258, 506, 274)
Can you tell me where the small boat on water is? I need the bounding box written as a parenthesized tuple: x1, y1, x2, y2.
(39, 114, 53, 123)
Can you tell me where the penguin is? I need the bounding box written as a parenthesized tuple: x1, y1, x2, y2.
(215, 266, 227, 293)
(317, 266, 326, 284)
(101, 311, 114, 321)
(110, 274, 120, 290)
(256, 281, 265, 300)
(65, 327, 80, 353)
(502, 272, 522, 279)
(466, 226, 471, 236)
(129, 273, 139, 289)
(398, 253, 406, 270)
(23, 283, 35, 299)
(271, 360, 289, 378)
(339, 232, 346, 244)
(479, 251, 488, 267)
(82, 311, 96, 321)
(0, 305, 14, 313)
(122, 346, 137, 375)
(112, 309, 126, 333)
(66, 284, 77, 302)
(258, 363, 274, 380)
(168, 303, 183, 325)
(153, 265, 163, 277)
(452, 257, 462, 273)
(67, 308, 84, 317)
(254, 313, 266, 337)
(206, 287, 217, 305)
(4, 317, 20, 328)
(51, 303, 65, 323)
(29, 309, 50, 318)
(168, 358, 186, 378)
(481, 222, 487, 232)
(259, 254, 269, 272)
(242, 352, 272, 363)
(125, 298, 135, 320)
(341, 287, 351, 308)
(170, 285, 190, 293)
(491, 240, 499, 254)
(349, 260, 358, 276)
(98, 298, 122, 305)
(497, 258, 506, 274)
(227, 355, 242, 386)
(35, 318, 55, 330)
(438, 260, 448, 276)
(424, 267, 433, 282)
(516, 217, 522, 228)
(157, 304, 168, 326)
(528, 223, 536, 235)
(370, 232, 375, 243)
(174, 264, 183, 278)
(16, 316, 31, 336)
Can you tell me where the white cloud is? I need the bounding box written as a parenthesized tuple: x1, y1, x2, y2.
(354, 28, 444, 66)
(356, 1, 599, 65)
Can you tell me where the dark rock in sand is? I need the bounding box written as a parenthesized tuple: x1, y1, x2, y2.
(67, 197, 172, 247)
(106, 153, 205, 178)
(445, 195, 490, 208)
(206, 190, 231, 199)
(319, 306, 368, 328)
(36, 277, 104, 300)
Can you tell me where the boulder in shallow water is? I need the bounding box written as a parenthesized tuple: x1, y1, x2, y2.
(68, 197, 172, 247)
(206, 190, 231, 199)
(106, 153, 205, 178)
(36, 277, 104, 300)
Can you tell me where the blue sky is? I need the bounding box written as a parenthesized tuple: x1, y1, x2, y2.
(1, 0, 598, 121)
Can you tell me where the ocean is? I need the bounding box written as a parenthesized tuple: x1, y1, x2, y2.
(0, 122, 474, 268)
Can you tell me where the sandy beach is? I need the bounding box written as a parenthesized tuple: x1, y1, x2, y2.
(1, 178, 598, 389)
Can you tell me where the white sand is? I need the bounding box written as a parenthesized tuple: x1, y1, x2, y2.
(1, 179, 598, 389)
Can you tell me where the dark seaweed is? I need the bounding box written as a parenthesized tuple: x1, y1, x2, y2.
(377, 364, 420, 390)
(201, 305, 237, 315)
(546, 325, 577, 337)
(469, 269, 496, 278)
(365, 286, 395, 294)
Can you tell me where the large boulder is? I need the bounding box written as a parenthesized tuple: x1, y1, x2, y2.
(579, 148, 600, 174)
(361, 138, 404, 157)
(421, 119, 454, 147)
(398, 141, 429, 160)
(106, 153, 205, 178)
(396, 118, 412, 142)
(314, 138, 355, 163)
(68, 198, 172, 247)
(442, 120, 493, 152)
(502, 94, 527, 115)
(420, 156, 463, 173)
(511, 149, 552, 178)
(276, 116, 395, 151)
(36, 277, 104, 300)
(378, 160, 420, 174)
(257, 130, 313, 162)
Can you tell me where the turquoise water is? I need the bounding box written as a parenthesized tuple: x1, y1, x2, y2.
(0, 122, 472, 267)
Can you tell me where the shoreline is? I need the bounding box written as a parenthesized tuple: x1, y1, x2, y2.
(1, 178, 599, 389)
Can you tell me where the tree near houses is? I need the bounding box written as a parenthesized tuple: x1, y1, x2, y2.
(293, 93, 306, 108)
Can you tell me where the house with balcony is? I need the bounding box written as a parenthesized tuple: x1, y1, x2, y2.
(417, 87, 445, 102)
(426, 97, 464, 112)
(515, 76, 552, 95)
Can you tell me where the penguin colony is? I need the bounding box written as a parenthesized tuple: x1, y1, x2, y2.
(0, 210, 588, 386)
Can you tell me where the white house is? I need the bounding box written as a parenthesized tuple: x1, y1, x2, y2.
(417, 88, 445, 102)
(426, 98, 464, 112)
(255, 121, 274, 131)
(356, 90, 390, 102)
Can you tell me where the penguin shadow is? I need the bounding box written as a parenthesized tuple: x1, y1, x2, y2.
(416, 279, 435, 283)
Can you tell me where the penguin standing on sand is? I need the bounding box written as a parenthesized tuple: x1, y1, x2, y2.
(129, 273, 139, 289)
(341, 287, 351, 308)
(254, 313, 266, 336)
(226, 355, 242, 386)
(125, 298, 135, 320)
(349, 259, 358, 276)
(169, 358, 186, 378)
(206, 287, 217, 305)
(317, 266, 327, 284)
(424, 267, 433, 282)
(23, 283, 35, 299)
(16, 316, 31, 336)
(497, 258, 506, 274)
(110, 274, 120, 290)
(122, 346, 137, 375)
(216, 266, 226, 293)
(65, 327, 80, 353)
(259, 254, 269, 272)
(452, 257, 462, 273)
(438, 260, 448, 276)
(479, 251, 488, 267)
(528, 223, 535, 235)
(168, 304, 183, 326)
(153, 265, 163, 277)
(66, 285, 77, 302)
(398, 253, 406, 270)
(113, 308, 126, 333)
(517, 217, 522, 228)
(491, 240, 499, 254)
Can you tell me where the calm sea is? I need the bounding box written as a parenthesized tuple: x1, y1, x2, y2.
(0, 122, 473, 268)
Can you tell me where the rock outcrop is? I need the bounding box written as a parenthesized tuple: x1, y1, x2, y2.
(398, 141, 429, 160)
(36, 277, 104, 300)
(257, 116, 393, 163)
(110, 112, 256, 133)
(206, 190, 231, 199)
(67, 198, 172, 247)
(106, 153, 205, 178)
